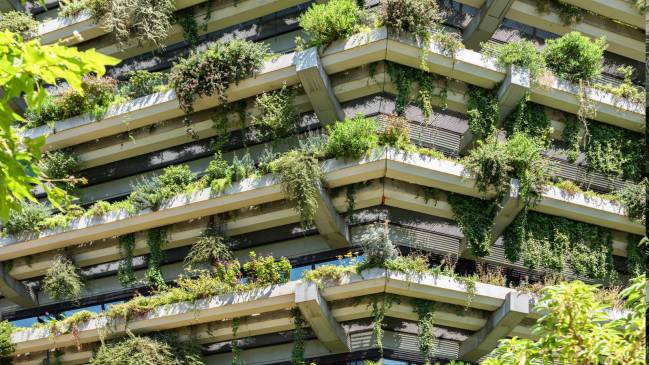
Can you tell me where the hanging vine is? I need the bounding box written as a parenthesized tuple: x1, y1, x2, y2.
(504, 96, 552, 147)
(118, 233, 136, 287)
(466, 86, 498, 142)
(561, 115, 581, 163)
(414, 299, 437, 365)
(146, 227, 168, 290)
(386, 62, 448, 118)
(231, 317, 243, 365)
(291, 308, 306, 365)
(368, 293, 398, 356)
(626, 235, 646, 277)
(448, 194, 498, 257)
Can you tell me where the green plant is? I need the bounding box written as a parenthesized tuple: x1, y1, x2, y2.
(357, 222, 400, 268)
(368, 293, 398, 356)
(39, 150, 85, 193)
(463, 136, 511, 198)
(378, 0, 441, 39)
(553, 179, 582, 195)
(2, 201, 51, 235)
(378, 115, 413, 151)
(561, 115, 581, 162)
(243, 251, 291, 286)
(626, 235, 646, 277)
(504, 97, 552, 146)
(43, 255, 84, 301)
(325, 115, 379, 159)
(184, 229, 233, 268)
(483, 39, 546, 82)
(504, 211, 616, 280)
(146, 227, 168, 290)
(585, 121, 644, 181)
(90, 333, 204, 365)
(251, 85, 299, 141)
(200, 151, 233, 193)
(231, 317, 243, 365)
(544, 32, 607, 82)
(118, 233, 136, 287)
(170, 39, 267, 122)
(119, 70, 169, 99)
(128, 164, 195, 211)
(448, 194, 498, 257)
(466, 86, 498, 141)
(270, 150, 323, 226)
(177, 11, 200, 49)
(297, 0, 363, 48)
(0, 321, 14, 365)
(386, 62, 448, 117)
(0, 11, 38, 38)
(483, 275, 646, 364)
(414, 299, 436, 365)
(291, 308, 306, 365)
(303, 263, 356, 289)
(536, 0, 584, 25)
(614, 179, 646, 224)
(595, 65, 645, 106)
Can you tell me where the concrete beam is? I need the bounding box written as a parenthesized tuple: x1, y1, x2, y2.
(497, 65, 530, 122)
(463, 0, 515, 50)
(296, 47, 345, 125)
(489, 178, 523, 244)
(0, 262, 36, 308)
(313, 183, 350, 249)
(295, 281, 350, 353)
(458, 292, 530, 361)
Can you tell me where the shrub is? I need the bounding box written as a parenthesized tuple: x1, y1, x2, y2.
(243, 251, 291, 286)
(170, 39, 268, 121)
(483, 39, 545, 82)
(270, 150, 323, 226)
(2, 201, 51, 235)
(0, 321, 14, 364)
(43, 255, 84, 302)
(0, 11, 38, 38)
(595, 65, 645, 105)
(544, 32, 607, 82)
(129, 164, 195, 211)
(463, 135, 511, 199)
(90, 334, 203, 365)
(298, 0, 363, 48)
(39, 150, 84, 193)
(251, 85, 299, 141)
(378, 115, 412, 151)
(378, 0, 441, 38)
(119, 70, 169, 99)
(357, 223, 400, 268)
(128, 177, 164, 212)
(59, 0, 92, 17)
(201, 151, 233, 193)
(325, 116, 379, 158)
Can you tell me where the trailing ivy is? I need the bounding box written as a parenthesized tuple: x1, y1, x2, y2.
(561, 115, 581, 162)
(291, 308, 306, 365)
(118, 233, 136, 287)
(269, 150, 323, 227)
(503, 211, 616, 280)
(231, 317, 243, 365)
(466, 86, 498, 142)
(177, 10, 200, 49)
(43, 254, 84, 302)
(414, 299, 437, 365)
(386, 62, 448, 118)
(504, 97, 552, 147)
(585, 121, 644, 181)
(448, 194, 498, 257)
(146, 227, 168, 290)
(626, 235, 646, 277)
(368, 293, 398, 356)
(536, 0, 584, 25)
(170, 39, 268, 124)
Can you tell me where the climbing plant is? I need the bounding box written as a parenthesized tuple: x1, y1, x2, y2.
(448, 194, 498, 257)
(368, 293, 398, 356)
(414, 299, 437, 365)
(43, 254, 84, 302)
(503, 211, 616, 280)
(466, 86, 498, 142)
(561, 115, 581, 162)
(626, 235, 646, 277)
(231, 317, 243, 365)
(269, 150, 323, 226)
(585, 121, 644, 181)
(146, 227, 168, 290)
(614, 179, 646, 225)
(118, 233, 136, 287)
(291, 308, 306, 365)
(504, 97, 552, 147)
(386, 62, 448, 118)
(536, 0, 584, 25)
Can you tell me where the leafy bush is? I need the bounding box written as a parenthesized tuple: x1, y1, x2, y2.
(463, 135, 511, 197)
(0, 11, 38, 38)
(448, 194, 498, 257)
(43, 255, 84, 301)
(270, 150, 323, 226)
(251, 85, 299, 141)
(39, 150, 84, 193)
(626, 236, 646, 277)
(90, 334, 203, 365)
(86, 0, 175, 49)
(119, 70, 169, 99)
(170, 39, 268, 120)
(325, 116, 379, 158)
(378, 0, 441, 38)
(298, 0, 363, 48)
(0, 321, 14, 364)
(128, 164, 195, 211)
(466, 86, 498, 141)
(483, 39, 545, 82)
(2, 201, 50, 235)
(378, 115, 412, 151)
(614, 179, 646, 225)
(201, 151, 233, 193)
(357, 223, 400, 268)
(544, 32, 607, 82)
(243, 251, 291, 286)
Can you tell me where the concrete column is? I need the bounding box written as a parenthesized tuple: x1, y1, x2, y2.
(0, 262, 36, 307)
(295, 47, 345, 125)
(295, 281, 350, 353)
(458, 291, 530, 362)
(497, 65, 531, 122)
(313, 183, 350, 249)
(463, 0, 515, 50)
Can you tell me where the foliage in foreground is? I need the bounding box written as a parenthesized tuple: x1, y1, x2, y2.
(484, 275, 646, 365)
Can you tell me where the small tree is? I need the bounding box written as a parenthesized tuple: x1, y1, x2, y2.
(484, 275, 646, 364)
